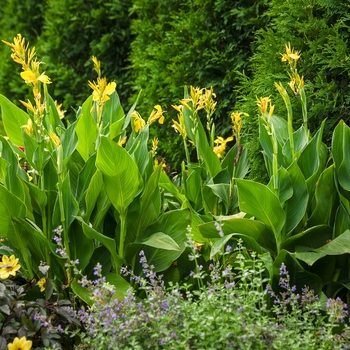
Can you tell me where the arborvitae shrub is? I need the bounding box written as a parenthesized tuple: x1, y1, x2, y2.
(237, 0, 350, 181)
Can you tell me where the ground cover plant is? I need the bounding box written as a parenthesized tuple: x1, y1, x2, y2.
(0, 34, 350, 348)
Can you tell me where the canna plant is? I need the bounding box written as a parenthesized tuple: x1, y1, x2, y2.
(0, 34, 191, 303)
(170, 86, 249, 218)
(197, 44, 350, 303)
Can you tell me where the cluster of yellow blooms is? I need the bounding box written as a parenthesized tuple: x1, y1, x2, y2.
(88, 55, 116, 121)
(2, 34, 55, 139)
(131, 105, 165, 133)
(258, 43, 304, 120)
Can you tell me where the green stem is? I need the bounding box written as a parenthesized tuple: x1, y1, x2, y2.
(286, 103, 295, 159)
(183, 137, 191, 165)
(300, 89, 309, 138)
(118, 209, 127, 261)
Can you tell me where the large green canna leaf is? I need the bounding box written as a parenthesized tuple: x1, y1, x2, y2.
(0, 136, 25, 201)
(139, 232, 182, 251)
(267, 167, 293, 206)
(333, 205, 350, 238)
(0, 185, 26, 238)
(76, 96, 98, 161)
(295, 230, 350, 266)
(308, 165, 338, 227)
(272, 249, 323, 294)
(284, 161, 308, 236)
(210, 233, 263, 258)
(282, 125, 309, 166)
(133, 209, 191, 272)
(184, 168, 203, 211)
(127, 126, 149, 177)
(69, 221, 94, 271)
(77, 217, 122, 271)
(127, 165, 162, 245)
(96, 136, 143, 213)
(236, 179, 286, 245)
(0, 94, 29, 146)
(298, 120, 328, 195)
(199, 217, 276, 253)
(61, 122, 78, 161)
(281, 225, 332, 252)
(100, 91, 124, 134)
(332, 121, 350, 192)
(222, 145, 249, 179)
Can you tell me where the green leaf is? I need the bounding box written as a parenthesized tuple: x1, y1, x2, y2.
(76, 96, 98, 161)
(268, 167, 293, 205)
(133, 209, 191, 272)
(96, 136, 143, 212)
(0, 185, 26, 237)
(184, 168, 203, 211)
(210, 234, 235, 258)
(236, 179, 286, 243)
(298, 120, 328, 194)
(295, 230, 350, 266)
(139, 232, 182, 251)
(308, 165, 337, 227)
(0, 94, 29, 146)
(332, 121, 350, 191)
(71, 278, 93, 306)
(199, 217, 276, 253)
(284, 161, 308, 235)
(0, 136, 25, 201)
(333, 205, 350, 238)
(61, 122, 78, 161)
(127, 165, 162, 243)
(69, 221, 94, 271)
(281, 225, 332, 252)
(77, 217, 122, 271)
(273, 250, 322, 294)
(101, 91, 124, 134)
(105, 273, 131, 300)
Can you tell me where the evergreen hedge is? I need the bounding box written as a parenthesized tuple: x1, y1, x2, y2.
(237, 0, 350, 181)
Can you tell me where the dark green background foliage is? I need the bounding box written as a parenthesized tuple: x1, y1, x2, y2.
(129, 0, 268, 170)
(237, 0, 350, 181)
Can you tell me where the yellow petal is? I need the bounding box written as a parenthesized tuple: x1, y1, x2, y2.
(105, 82, 116, 95)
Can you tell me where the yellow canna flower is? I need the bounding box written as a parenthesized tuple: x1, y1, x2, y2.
(7, 336, 32, 350)
(0, 255, 21, 280)
(281, 43, 300, 63)
(256, 96, 275, 118)
(131, 111, 146, 133)
(49, 130, 60, 147)
(54, 100, 66, 120)
(91, 55, 101, 77)
(20, 99, 35, 114)
(2, 34, 30, 69)
(37, 278, 46, 292)
(148, 105, 165, 125)
(118, 136, 127, 146)
(21, 118, 34, 137)
(213, 136, 234, 159)
(88, 78, 116, 104)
